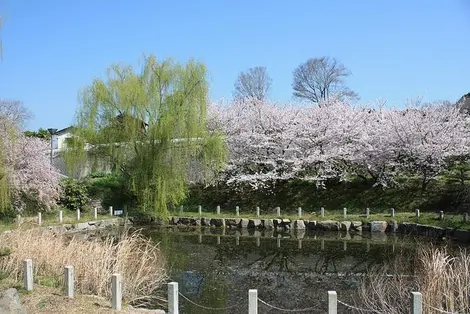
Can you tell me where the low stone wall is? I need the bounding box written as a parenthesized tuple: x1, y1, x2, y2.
(42, 217, 132, 234)
(164, 217, 470, 243)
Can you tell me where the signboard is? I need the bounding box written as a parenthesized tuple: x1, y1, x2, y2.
(113, 209, 124, 216)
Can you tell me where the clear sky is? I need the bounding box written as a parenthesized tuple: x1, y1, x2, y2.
(0, 0, 469, 131)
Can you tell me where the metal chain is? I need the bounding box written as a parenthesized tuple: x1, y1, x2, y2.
(337, 299, 382, 313)
(258, 298, 319, 312)
(178, 292, 238, 311)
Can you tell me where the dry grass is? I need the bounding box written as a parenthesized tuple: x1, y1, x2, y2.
(0, 228, 167, 307)
(358, 247, 470, 313)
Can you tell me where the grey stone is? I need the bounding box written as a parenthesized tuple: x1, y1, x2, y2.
(273, 219, 282, 227)
(225, 219, 241, 228)
(294, 220, 306, 230)
(387, 220, 399, 233)
(0, 288, 26, 314)
(281, 219, 291, 225)
(248, 219, 262, 228)
(305, 221, 316, 230)
(210, 218, 225, 228)
(351, 221, 362, 232)
(340, 221, 351, 231)
(316, 220, 341, 231)
(190, 218, 201, 226)
(263, 219, 274, 229)
(171, 217, 179, 225)
(201, 218, 211, 226)
(370, 221, 388, 233)
(75, 222, 89, 231)
(240, 218, 249, 228)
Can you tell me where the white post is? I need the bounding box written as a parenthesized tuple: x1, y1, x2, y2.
(198, 205, 202, 216)
(256, 206, 260, 217)
(93, 207, 98, 219)
(439, 211, 444, 220)
(111, 273, 122, 310)
(236, 206, 240, 217)
(37, 212, 42, 226)
(411, 292, 422, 314)
(298, 207, 302, 218)
(23, 259, 33, 291)
(64, 266, 74, 298)
(256, 237, 260, 247)
(58, 210, 63, 223)
(415, 209, 420, 218)
(76, 209, 80, 221)
(109, 206, 113, 216)
(236, 234, 240, 246)
(217, 236, 221, 245)
(276, 207, 281, 217)
(168, 282, 179, 314)
(366, 208, 370, 218)
(328, 291, 337, 314)
(277, 237, 281, 248)
(16, 214, 21, 227)
(216, 205, 221, 215)
(343, 208, 347, 219)
(321, 207, 325, 217)
(390, 208, 395, 217)
(248, 289, 258, 314)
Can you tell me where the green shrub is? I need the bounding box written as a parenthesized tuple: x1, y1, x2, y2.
(58, 178, 90, 211)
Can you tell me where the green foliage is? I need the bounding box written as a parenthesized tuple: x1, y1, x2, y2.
(66, 55, 226, 217)
(58, 178, 90, 211)
(0, 247, 10, 257)
(23, 128, 51, 140)
(85, 173, 135, 210)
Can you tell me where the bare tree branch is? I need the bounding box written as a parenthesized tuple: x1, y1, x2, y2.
(233, 66, 272, 101)
(292, 57, 358, 105)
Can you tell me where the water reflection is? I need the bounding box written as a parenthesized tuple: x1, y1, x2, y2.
(145, 227, 425, 314)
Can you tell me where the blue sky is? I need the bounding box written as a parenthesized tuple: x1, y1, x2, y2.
(0, 0, 469, 131)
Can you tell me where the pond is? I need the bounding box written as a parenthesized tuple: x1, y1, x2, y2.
(144, 227, 437, 314)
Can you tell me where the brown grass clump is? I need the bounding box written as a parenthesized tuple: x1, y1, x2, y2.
(358, 246, 470, 313)
(0, 228, 167, 306)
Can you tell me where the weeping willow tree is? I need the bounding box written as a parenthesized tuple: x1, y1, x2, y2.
(65, 55, 226, 217)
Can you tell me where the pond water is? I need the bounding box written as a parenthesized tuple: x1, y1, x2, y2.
(144, 227, 436, 314)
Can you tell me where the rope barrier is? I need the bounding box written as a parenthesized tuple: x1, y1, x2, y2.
(258, 298, 319, 312)
(178, 291, 238, 311)
(337, 299, 383, 313)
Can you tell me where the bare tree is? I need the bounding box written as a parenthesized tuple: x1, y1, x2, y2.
(233, 66, 272, 101)
(292, 57, 358, 105)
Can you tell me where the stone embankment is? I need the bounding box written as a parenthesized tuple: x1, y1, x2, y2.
(42, 217, 131, 234)
(161, 217, 470, 242)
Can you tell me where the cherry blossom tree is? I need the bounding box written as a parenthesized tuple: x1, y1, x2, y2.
(0, 100, 61, 212)
(209, 98, 470, 191)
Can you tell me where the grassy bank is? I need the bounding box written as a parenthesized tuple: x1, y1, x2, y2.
(0, 228, 167, 310)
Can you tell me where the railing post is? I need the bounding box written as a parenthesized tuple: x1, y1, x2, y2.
(198, 205, 202, 216)
(343, 207, 347, 219)
(298, 207, 302, 218)
(256, 206, 260, 217)
(37, 212, 42, 226)
(64, 266, 74, 298)
(23, 259, 33, 291)
(76, 209, 80, 221)
(321, 207, 325, 217)
(439, 211, 444, 221)
(216, 205, 221, 215)
(236, 206, 240, 216)
(411, 292, 422, 314)
(168, 282, 179, 314)
(248, 289, 258, 314)
(58, 210, 63, 223)
(111, 273, 122, 310)
(109, 206, 113, 216)
(16, 214, 21, 227)
(328, 291, 337, 314)
(276, 207, 281, 217)
(93, 207, 98, 219)
(366, 208, 370, 218)
(390, 208, 395, 217)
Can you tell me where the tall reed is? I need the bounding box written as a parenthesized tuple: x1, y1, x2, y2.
(0, 228, 167, 306)
(358, 246, 470, 313)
